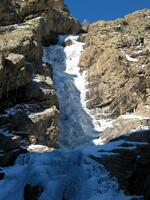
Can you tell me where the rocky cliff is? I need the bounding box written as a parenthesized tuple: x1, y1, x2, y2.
(0, 0, 81, 166)
(79, 9, 150, 198)
(80, 9, 150, 139)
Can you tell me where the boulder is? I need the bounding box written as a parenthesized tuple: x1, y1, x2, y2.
(0, 148, 27, 167)
(0, 53, 32, 110)
(64, 39, 73, 46)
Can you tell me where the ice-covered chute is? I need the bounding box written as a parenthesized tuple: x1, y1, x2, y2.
(43, 36, 98, 148)
(43, 35, 111, 148)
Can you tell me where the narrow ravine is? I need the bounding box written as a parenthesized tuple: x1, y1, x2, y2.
(0, 36, 133, 200)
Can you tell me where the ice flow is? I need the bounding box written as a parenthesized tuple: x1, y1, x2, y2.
(43, 35, 105, 148)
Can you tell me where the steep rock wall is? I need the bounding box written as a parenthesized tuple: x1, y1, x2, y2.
(0, 0, 81, 166)
(79, 10, 150, 198)
(79, 9, 150, 138)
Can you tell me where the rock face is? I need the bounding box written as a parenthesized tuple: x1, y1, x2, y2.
(79, 9, 150, 135)
(0, 0, 79, 29)
(91, 129, 150, 198)
(0, 0, 81, 166)
(79, 9, 150, 198)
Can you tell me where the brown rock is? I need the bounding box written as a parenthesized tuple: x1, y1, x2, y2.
(79, 12, 150, 197)
(0, 148, 27, 167)
(64, 39, 73, 46)
(101, 115, 150, 143)
(0, 53, 32, 110)
(6, 53, 25, 68)
(124, 9, 150, 24)
(79, 9, 150, 119)
(0, 0, 82, 165)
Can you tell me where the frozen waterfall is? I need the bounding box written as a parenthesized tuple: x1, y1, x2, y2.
(0, 36, 132, 200)
(43, 35, 110, 148)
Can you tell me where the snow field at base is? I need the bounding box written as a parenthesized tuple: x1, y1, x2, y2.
(0, 137, 147, 199)
(0, 149, 132, 200)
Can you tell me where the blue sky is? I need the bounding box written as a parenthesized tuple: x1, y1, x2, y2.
(64, 0, 150, 22)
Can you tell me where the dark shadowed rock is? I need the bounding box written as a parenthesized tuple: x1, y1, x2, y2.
(0, 0, 81, 168)
(91, 130, 150, 198)
(0, 148, 27, 167)
(0, 172, 5, 180)
(24, 184, 44, 200)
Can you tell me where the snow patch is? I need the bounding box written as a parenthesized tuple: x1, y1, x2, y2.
(27, 145, 55, 153)
(145, 15, 150, 19)
(125, 54, 138, 62)
(83, 139, 148, 157)
(121, 114, 149, 120)
(32, 76, 41, 83)
(131, 125, 150, 132)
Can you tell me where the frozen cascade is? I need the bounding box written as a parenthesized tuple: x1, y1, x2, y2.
(0, 36, 132, 200)
(43, 35, 112, 148)
(43, 36, 99, 148)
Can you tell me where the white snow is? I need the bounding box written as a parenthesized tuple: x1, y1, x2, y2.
(83, 139, 148, 157)
(27, 145, 55, 153)
(144, 105, 150, 109)
(140, 64, 146, 68)
(134, 50, 143, 54)
(0, 135, 146, 200)
(121, 113, 149, 120)
(145, 15, 150, 19)
(33, 76, 41, 83)
(0, 149, 132, 200)
(131, 125, 150, 132)
(125, 54, 138, 62)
